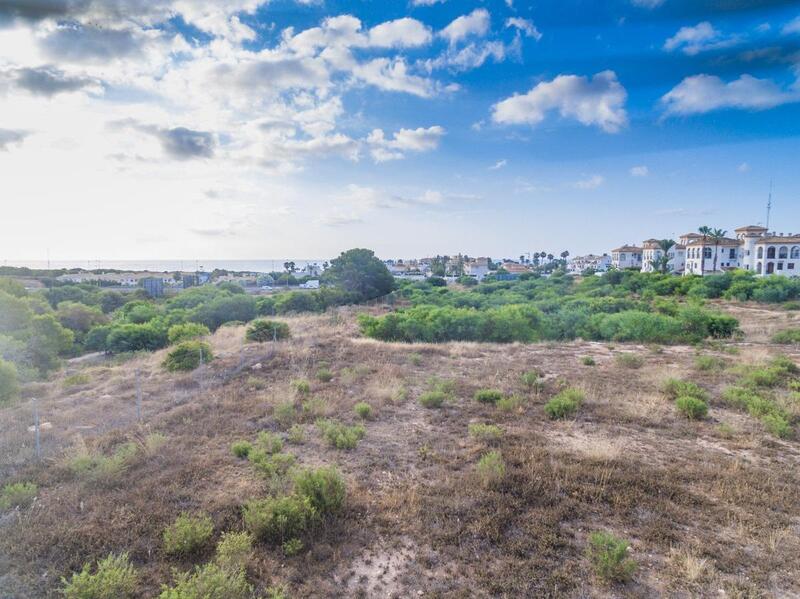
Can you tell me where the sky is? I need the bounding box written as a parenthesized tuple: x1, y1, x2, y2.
(1, 0, 800, 263)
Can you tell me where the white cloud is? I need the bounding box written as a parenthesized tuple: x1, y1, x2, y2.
(319, 184, 450, 225)
(663, 21, 738, 55)
(491, 70, 628, 133)
(411, 0, 446, 5)
(354, 57, 440, 97)
(661, 74, 800, 115)
(572, 175, 604, 189)
(368, 18, 432, 48)
(440, 9, 491, 46)
(367, 126, 445, 162)
(506, 18, 541, 41)
(489, 159, 507, 170)
(423, 41, 507, 72)
(782, 16, 800, 35)
(738, 162, 751, 173)
(629, 165, 649, 177)
(631, 0, 665, 7)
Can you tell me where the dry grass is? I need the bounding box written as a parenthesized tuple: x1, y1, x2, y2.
(1, 305, 800, 597)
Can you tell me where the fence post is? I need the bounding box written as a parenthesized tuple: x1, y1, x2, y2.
(135, 369, 142, 421)
(32, 397, 41, 460)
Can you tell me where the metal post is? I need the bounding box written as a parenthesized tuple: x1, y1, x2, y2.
(198, 346, 204, 390)
(135, 369, 142, 421)
(33, 398, 41, 459)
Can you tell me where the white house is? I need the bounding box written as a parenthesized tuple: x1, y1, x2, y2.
(611, 245, 643, 270)
(568, 254, 611, 274)
(464, 257, 491, 281)
(641, 240, 685, 274)
(735, 225, 800, 276)
(684, 236, 741, 276)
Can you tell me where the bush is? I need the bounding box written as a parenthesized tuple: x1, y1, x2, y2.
(586, 531, 636, 582)
(215, 532, 252, 571)
(64, 373, 91, 387)
(248, 450, 295, 482)
(230, 441, 252, 459)
(468, 423, 503, 444)
(163, 341, 213, 372)
(106, 322, 168, 354)
(69, 442, 138, 485)
(257, 431, 283, 454)
(0, 481, 37, 509)
(520, 370, 543, 391)
(475, 450, 505, 488)
(168, 323, 210, 345)
(496, 394, 525, 412)
(582, 356, 596, 366)
(544, 388, 585, 419)
(694, 355, 726, 371)
(62, 553, 139, 599)
(291, 379, 311, 395)
(475, 389, 504, 404)
(158, 563, 252, 599)
(245, 319, 290, 342)
(676, 396, 708, 420)
(243, 495, 317, 543)
(316, 419, 365, 450)
(419, 390, 447, 409)
(772, 329, 800, 345)
(163, 513, 214, 556)
(615, 353, 643, 369)
(0, 359, 20, 404)
(315, 367, 333, 382)
(762, 413, 792, 438)
(663, 379, 708, 401)
(353, 402, 372, 420)
(293, 466, 346, 515)
(282, 538, 303, 556)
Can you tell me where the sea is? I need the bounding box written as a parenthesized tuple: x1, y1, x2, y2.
(2, 259, 328, 274)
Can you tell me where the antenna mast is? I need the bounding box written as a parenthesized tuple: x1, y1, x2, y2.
(766, 180, 773, 231)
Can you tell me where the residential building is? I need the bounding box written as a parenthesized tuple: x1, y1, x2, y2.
(684, 235, 741, 275)
(567, 254, 611, 274)
(641, 240, 685, 274)
(611, 245, 642, 269)
(501, 262, 531, 275)
(464, 257, 491, 281)
(735, 226, 800, 276)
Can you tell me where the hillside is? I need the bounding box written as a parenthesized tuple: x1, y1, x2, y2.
(1, 304, 800, 598)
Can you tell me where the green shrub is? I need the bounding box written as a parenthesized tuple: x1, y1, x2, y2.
(773, 329, 800, 344)
(316, 419, 365, 450)
(419, 390, 447, 409)
(62, 553, 139, 599)
(468, 423, 503, 444)
(615, 353, 643, 369)
(243, 495, 316, 542)
(273, 400, 297, 428)
(762, 413, 792, 438)
(282, 538, 303, 556)
(520, 370, 543, 390)
(257, 431, 283, 454)
(694, 355, 726, 371)
(662, 379, 708, 401)
(294, 466, 346, 515)
(544, 388, 585, 419)
(69, 442, 138, 485)
(675, 396, 708, 420)
(158, 563, 252, 599)
(475, 389, 504, 404)
(63, 373, 91, 387)
(215, 532, 252, 571)
(167, 323, 210, 345)
(581, 356, 596, 366)
(0, 481, 37, 510)
(428, 377, 456, 395)
(291, 379, 311, 395)
(230, 441, 252, 459)
(163, 513, 214, 556)
(408, 352, 423, 366)
(353, 402, 372, 420)
(163, 341, 213, 372)
(0, 359, 20, 404)
(248, 449, 295, 483)
(246, 376, 266, 390)
(315, 367, 333, 382)
(475, 450, 505, 488)
(287, 424, 305, 444)
(245, 319, 290, 342)
(496, 394, 525, 412)
(586, 531, 636, 582)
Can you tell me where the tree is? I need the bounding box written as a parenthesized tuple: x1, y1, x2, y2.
(322, 248, 394, 301)
(0, 359, 20, 404)
(56, 301, 108, 341)
(698, 226, 712, 275)
(651, 239, 676, 274)
(283, 262, 296, 288)
(26, 314, 74, 374)
(560, 250, 570, 262)
(711, 228, 727, 273)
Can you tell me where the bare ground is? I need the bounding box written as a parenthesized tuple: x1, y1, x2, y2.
(1, 305, 800, 598)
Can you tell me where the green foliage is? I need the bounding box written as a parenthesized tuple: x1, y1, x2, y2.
(468, 423, 503, 444)
(581, 356, 596, 366)
(322, 248, 394, 301)
(475, 389, 504, 404)
(773, 329, 800, 344)
(291, 379, 310, 395)
(419, 390, 447, 409)
(243, 494, 317, 543)
(586, 531, 637, 582)
(0, 358, 20, 404)
(675, 396, 709, 420)
(248, 450, 295, 483)
(163, 513, 214, 556)
(544, 388, 585, 419)
(62, 553, 139, 599)
(231, 441, 252, 459)
(694, 354, 727, 371)
(273, 400, 297, 428)
(245, 319, 290, 342)
(190, 294, 256, 331)
(722, 386, 793, 438)
(168, 322, 210, 344)
(615, 353, 644, 369)
(316, 419, 365, 450)
(315, 367, 333, 382)
(520, 370, 542, 389)
(215, 532, 252, 571)
(163, 341, 213, 372)
(475, 450, 505, 488)
(106, 322, 168, 354)
(282, 538, 303, 556)
(496, 394, 525, 412)
(56, 301, 108, 341)
(0, 481, 37, 510)
(257, 431, 284, 454)
(158, 563, 252, 599)
(293, 466, 346, 515)
(287, 424, 305, 444)
(63, 372, 91, 387)
(662, 379, 708, 401)
(353, 402, 372, 420)
(69, 442, 138, 485)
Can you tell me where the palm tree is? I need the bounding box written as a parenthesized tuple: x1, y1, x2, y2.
(710, 228, 727, 273)
(697, 226, 712, 275)
(560, 250, 570, 262)
(651, 239, 675, 274)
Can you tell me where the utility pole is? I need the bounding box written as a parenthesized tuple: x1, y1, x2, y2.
(766, 180, 773, 232)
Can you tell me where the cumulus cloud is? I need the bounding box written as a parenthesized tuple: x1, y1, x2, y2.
(39, 24, 143, 62)
(663, 21, 738, 55)
(489, 159, 507, 170)
(631, 0, 665, 7)
(367, 125, 445, 162)
(783, 16, 800, 35)
(319, 183, 453, 225)
(440, 9, 491, 46)
(411, 0, 445, 5)
(7, 66, 97, 96)
(423, 40, 507, 72)
(0, 128, 28, 150)
(506, 17, 541, 41)
(491, 70, 628, 133)
(113, 120, 217, 159)
(368, 17, 432, 48)
(738, 162, 751, 173)
(572, 175, 604, 189)
(661, 74, 800, 115)
(630, 165, 649, 177)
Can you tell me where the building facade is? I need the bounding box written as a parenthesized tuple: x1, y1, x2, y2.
(611, 245, 643, 270)
(641, 240, 686, 274)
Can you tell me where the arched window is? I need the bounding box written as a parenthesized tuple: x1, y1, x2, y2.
(767, 247, 776, 259)
(792, 246, 800, 259)
(779, 247, 788, 259)
(757, 247, 763, 259)
(756, 262, 762, 274)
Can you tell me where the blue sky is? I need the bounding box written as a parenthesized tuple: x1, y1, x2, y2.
(1, 0, 799, 262)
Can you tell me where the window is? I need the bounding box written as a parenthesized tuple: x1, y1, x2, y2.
(729, 248, 736, 259)
(778, 262, 784, 271)
(767, 247, 776, 259)
(703, 247, 712, 259)
(779, 247, 788, 259)
(789, 264, 795, 270)
(756, 262, 762, 274)
(619, 253, 626, 260)
(757, 247, 763, 259)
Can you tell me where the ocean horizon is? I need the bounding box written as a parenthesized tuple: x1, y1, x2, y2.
(1, 259, 328, 273)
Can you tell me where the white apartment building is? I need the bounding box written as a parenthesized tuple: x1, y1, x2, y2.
(641, 239, 686, 274)
(568, 254, 611, 274)
(464, 257, 491, 281)
(611, 245, 643, 270)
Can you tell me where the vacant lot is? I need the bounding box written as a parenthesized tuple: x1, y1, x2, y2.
(1, 304, 800, 598)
